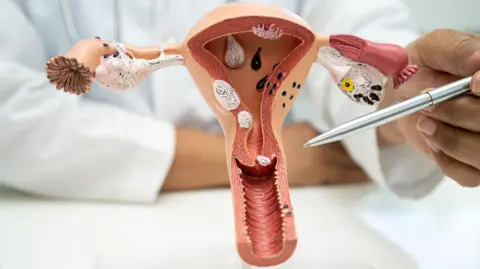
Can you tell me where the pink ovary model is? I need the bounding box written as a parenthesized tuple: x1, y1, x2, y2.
(44, 3, 417, 267)
(328, 34, 418, 89)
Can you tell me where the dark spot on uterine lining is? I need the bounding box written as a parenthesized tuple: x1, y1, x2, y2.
(290, 95, 294, 100)
(292, 81, 296, 88)
(256, 75, 268, 92)
(282, 90, 287, 96)
(371, 85, 382, 91)
(297, 84, 301, 89)
(362, 96, 374, 105)
(369, 92, 380, 101)
(283, 205, 289, 209)
(267, 82, 270, 87)
(273, 83, 277, 89)
(277, 73, 284, 79)
(282, 103, 286, 108)
(251, 47, 262, 71)
(269, 89, 273, 95)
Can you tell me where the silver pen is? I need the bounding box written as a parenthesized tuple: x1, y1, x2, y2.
(303, 76, 472, 147)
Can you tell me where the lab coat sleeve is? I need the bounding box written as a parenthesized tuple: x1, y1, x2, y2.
(0, 1, 176, 203)
(296, 0, 445, 198)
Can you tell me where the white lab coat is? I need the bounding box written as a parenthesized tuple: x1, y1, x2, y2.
(0, 0, 443, 202)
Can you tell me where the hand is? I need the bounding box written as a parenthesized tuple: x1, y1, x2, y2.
(380, 29, 480, 187)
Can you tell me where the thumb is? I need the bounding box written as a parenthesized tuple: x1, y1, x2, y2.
(413, 29, 480, 76)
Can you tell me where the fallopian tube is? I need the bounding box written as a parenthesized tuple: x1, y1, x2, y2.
(45, 3, 417, 267)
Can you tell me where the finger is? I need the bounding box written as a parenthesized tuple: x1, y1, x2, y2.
(126, 51, 135, 59)
(421, 94, 480, 132)
(415, 29, 480, 76)
(471, 70, 480, 95)
(426, 146, 480, 187)
(417, 115, 480, 170)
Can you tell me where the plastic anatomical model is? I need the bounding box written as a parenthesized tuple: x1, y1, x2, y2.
(45, 3, 417, 267)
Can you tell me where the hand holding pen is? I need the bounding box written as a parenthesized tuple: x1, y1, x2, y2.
(306, 29, 480, 188)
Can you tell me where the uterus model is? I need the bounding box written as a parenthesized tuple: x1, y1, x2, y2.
(45, 3, 417, 267)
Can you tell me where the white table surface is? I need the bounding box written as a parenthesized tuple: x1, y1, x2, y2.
(0, 179, 479, 269)
(352, 180, 480, 269)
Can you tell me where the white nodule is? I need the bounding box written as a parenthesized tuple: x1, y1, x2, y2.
(213, 80, 240, 111)
(256, 156, 271, 166)
(238, 111, 252, 128)
(252, 24, 284, 40)
(355, 76, 366, 86)
(224, 35, 245, 69)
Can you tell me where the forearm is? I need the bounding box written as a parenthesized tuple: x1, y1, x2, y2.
(162, 122, 368, 193)
(162, 124, 315, 191)
(162, 123, 328, 192)
(162, 128, 230, 191)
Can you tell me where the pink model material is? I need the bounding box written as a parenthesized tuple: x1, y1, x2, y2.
(45, 3, 417, 267)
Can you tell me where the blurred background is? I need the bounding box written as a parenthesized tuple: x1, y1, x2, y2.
(0, 0, 479, 269)
(403, 0, 479, 33)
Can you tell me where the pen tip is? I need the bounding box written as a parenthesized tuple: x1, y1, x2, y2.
(302, 142, 310, 148)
